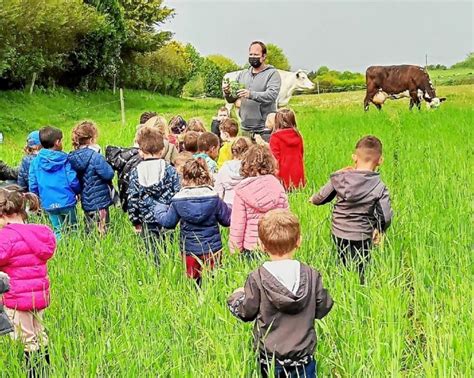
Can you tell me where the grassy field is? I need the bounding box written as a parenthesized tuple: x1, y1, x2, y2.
(0, 85, 472, 376)
(428, 67, 474, 86)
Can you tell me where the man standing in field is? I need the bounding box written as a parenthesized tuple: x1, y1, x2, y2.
(223, 41, 281, 138)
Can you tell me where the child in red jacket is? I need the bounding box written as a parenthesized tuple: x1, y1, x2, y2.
(270, 109, 306, 191)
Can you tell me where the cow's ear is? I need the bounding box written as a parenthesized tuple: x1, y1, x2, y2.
(439, 97, 447, 102)
(296, 72, 300, 78)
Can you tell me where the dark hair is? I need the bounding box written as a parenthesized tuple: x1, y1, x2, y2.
(197, 132, 219, 153)
(39, 126, 63, 149)
(72, 120, 99, 149)
(182, 158, 212, 186)
(135, 126, 164, 155)
(220, 118, 239, 138)
(231, 137, 252, 159)
(240, 145, 277, 177)
(249, 41, 267, 55)
(169, 115, 187, 135)
(356, 135, 383, 157)
(139, 112, 157, 125)
(0, 185, 40, 221)
(183, 131, 199, 153)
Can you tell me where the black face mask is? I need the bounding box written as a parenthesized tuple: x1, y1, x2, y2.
(249, 57, 262, 68)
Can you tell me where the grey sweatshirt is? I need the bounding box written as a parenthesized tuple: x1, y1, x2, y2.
(312, 170, 393, 241)
(227, 263, 333, 365)
(225, 66, 281, 132)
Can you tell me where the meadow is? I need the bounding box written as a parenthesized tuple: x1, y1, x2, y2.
(0, 85, 472, 376)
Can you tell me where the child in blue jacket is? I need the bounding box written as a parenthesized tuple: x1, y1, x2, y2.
(154, 158, 231, 285)
(127, 126, 180, 264)
(68, 121, 114, 235)
(17, 131, 42, 191)
(29, 126, 80, 239)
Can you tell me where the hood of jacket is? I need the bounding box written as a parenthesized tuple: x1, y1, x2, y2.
(36, 149, 68, 173)
(68, 148, 95, 173)
(173, 186, 219, 223)
(272, 128, 302, 147)
(136, 159, 168, 193)
(259, 264, 312, 314)
(221, 160, 242, 189)
(330, 170, 382, 202)
(236, 175, 286, 211)
(5, 223, 55, 254)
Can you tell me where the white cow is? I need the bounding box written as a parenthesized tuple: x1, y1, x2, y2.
(223, 69, 315, 114)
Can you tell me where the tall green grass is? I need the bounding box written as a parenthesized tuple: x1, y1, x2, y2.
(0, 86, 472, 376)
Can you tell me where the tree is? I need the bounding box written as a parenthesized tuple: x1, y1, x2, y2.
(0, 0, 102, 88)
(266, 44, 290, 71)
(207, 55, 240, 74)
(121, 0, 174, 55)
(201, 58, 224, 98)
(185, 44, 204, 79)
(316, 66, 330, 76)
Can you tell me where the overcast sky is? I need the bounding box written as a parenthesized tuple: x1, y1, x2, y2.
(162, 0, 473, 72)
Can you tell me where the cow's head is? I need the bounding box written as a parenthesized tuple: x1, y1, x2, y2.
(295, 70, 315, 90)
(425, 96, 447, 109)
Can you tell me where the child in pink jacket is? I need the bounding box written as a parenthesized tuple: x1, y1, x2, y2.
(0, 185, 56, 376)
(229, 145, 288, 255)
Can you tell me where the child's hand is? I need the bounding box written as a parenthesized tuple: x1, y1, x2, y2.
(254, 134, 267, 146)
(233, 287, 244, 295)
(372, 229, 383, 246)
(134, 224, 142, 234)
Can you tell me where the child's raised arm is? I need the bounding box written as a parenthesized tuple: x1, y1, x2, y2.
(227, 274, 260, 322)
(310, 180, 337, 206)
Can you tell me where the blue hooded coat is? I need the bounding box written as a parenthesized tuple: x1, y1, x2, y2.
(28, 149, 80, 211)
(68, 148, 114, 212)
(154, 186, 231, 255)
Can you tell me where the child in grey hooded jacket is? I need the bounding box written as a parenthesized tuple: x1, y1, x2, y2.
(311, 135, 393, 283)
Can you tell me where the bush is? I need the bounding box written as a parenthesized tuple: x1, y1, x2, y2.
(182, 74, 205, 97)
(121, 41, 192, 96)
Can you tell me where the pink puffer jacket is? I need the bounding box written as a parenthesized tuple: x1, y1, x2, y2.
(0, 224, 56, 311)
(229, 175, 288, 252)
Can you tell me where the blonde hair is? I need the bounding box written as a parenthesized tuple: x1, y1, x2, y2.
(142, 115, 170, 136)
(174, 151, 194, 174)
(187, 118, 206, 133)
(0, 185, 40, 221)
(258, 209, 301, 256)
(72, 121, 99, 149)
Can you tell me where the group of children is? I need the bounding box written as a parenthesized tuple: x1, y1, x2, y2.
(0, 105, 393, 377)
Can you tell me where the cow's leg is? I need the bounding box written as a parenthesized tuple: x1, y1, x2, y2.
(375, 103, 382, 111)
(364, 89, 377, 111)
(409, 90, 419, 110)
(364, 94, 371, 111)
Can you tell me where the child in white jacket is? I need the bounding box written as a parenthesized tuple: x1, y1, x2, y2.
(214, 137, 252, 208)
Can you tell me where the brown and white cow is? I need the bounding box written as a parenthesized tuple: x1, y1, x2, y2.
(364, 65, 446, 111)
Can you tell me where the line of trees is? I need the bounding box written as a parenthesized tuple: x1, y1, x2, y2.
(1, 2, 471, 97)
(0, 1, 294, 97)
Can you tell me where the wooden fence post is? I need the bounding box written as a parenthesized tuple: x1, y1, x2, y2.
(29, 73, 37, 95)
(120, 88, 125, 126)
